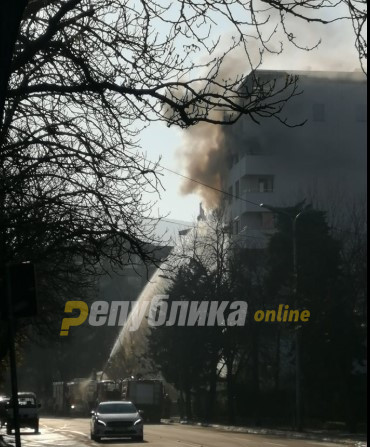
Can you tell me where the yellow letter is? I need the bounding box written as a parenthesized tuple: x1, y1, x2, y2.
(60, 301, 89, 336)
(300, 310, 311, 322)
(288, 310, 300, 322)
(277, 304, 284, 322)
(254, 310, 265, 322)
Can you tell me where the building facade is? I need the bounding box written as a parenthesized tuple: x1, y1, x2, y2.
(225, 70, 367, 243)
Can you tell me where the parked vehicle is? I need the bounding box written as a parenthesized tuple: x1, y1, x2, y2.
(5, 392, 40, 435)
(90, 401, 144, 442)
(66, 380, 89, 416)
(52, 381, 68, 414)
(0, 396, 9, 428)
(53, 379, 96, 415)
(121, 379, 163, 423)
(95, 380, 121, 405)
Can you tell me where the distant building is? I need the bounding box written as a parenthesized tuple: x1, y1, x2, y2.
(225, 70, 367, 244)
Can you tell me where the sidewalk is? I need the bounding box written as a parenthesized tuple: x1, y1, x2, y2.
(162, 419, 367, 446)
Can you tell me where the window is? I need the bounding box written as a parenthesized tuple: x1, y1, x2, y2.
(244, 175, 274, 193)
(228, 221, 233, 235)
(234, 218, 240, 235)
(262, 212, 275, 230)
(356, 104, 367, 122)
(313, 103, 326, 122)
(228, 185, 233, 204)
(258, 177, 274, 193)
(235, 180, 240, 198)
(242, 212, 262, 230)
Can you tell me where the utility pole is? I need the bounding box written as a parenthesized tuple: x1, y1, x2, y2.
(6, 266, 22, 447)
(260, 203, 312, 432)
(292, 212, 303, 432)
(1, 263, 37, 447)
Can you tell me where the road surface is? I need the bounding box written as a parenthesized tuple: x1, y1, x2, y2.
(0, 418, 362, 447)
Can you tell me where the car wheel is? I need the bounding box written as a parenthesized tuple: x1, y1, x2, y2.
(134, 434, 144, 442)
(34, 420, 39, 433)
(6, 424, 12, 435)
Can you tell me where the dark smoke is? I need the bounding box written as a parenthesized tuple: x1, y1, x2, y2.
(177, 19, 362, 209)
(179, 118, 227, 208)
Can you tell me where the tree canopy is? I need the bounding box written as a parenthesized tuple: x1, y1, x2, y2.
(1, 0, 366, 272)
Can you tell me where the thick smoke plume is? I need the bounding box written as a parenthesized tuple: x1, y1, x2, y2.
(179, 117, 227, 208)
(178, 50, 250, 208)
(178, 19, 363, 209)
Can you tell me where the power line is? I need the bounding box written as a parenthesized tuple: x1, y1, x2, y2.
(128, 149, 367, 237)
(159, 217, 268, 240)
(126, 148, 262, 208)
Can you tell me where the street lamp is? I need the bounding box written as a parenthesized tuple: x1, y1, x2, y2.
(260, 202, 312, 432)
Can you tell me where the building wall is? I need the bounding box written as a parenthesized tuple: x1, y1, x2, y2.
(225, 70, 367, 240)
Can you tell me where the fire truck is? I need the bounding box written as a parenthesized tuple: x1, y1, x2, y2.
(52, 377, 164, 421)
(53, 379, 92, 415)
(52, 378, 123, 414)
(121, 379, 164, 423)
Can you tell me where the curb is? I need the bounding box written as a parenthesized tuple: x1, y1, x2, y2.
(163, 420, 367, 446)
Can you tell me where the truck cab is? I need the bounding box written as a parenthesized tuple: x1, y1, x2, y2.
(121, 379, 163, 423)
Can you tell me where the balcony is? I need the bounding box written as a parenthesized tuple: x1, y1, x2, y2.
(229, 190, 277, 218)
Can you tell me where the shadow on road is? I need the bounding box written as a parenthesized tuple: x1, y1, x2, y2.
(95, 440, 148, 445)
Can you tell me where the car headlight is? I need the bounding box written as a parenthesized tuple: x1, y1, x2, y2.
(96, 419, 107, 427)
(134, 419, 143, 426)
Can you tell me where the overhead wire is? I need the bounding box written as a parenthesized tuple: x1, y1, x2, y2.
(127, 149, 366, 237)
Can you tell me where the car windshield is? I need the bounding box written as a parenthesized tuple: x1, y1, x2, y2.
(19, 397, 36, 407)
(98, 403, 137, 414)
(8, 396, 36, 408)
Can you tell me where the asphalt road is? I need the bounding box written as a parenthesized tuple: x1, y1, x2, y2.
(0, 418, 360, 447)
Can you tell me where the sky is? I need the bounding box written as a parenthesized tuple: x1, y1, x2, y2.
(139, 13, 363, 226)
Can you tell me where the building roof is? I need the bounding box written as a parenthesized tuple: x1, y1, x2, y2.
(254, 69, 367, 83)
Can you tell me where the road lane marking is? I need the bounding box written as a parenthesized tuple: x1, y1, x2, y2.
(264, 442, 287, 446)
(176, 442, 203, 447)
(305, 443, 343, 446)
(67, 430, 90, 438)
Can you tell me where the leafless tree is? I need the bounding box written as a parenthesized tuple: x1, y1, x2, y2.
(2, 0, 365, 273)
(0, 0, 365, 364)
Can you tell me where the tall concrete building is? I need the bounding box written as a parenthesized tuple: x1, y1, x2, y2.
(225, 70, 367, 243)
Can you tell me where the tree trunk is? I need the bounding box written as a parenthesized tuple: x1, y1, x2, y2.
(185, 386, 192, 420)
(226, 356, 236, 425)
(251, 325, 261, 426)
(274, 328, 281, 392)
(206, 360, 218, 422)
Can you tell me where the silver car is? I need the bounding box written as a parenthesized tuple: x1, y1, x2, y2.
(90, 401, 144, 442)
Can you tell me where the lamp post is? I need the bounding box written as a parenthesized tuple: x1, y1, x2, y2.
(260, 203, 312, 432)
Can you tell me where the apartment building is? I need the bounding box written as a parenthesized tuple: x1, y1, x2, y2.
(225, 70, 367, 243)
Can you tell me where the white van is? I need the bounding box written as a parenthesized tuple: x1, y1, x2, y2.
(6, 392, 40, 435)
